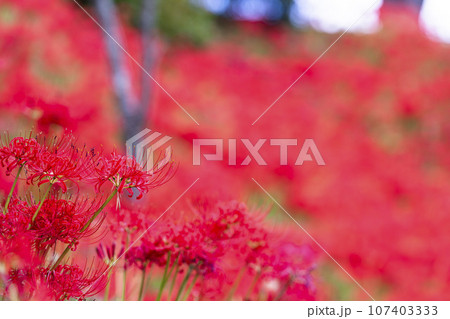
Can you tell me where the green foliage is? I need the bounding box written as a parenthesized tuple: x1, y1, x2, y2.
(114, 0, 216, 46)
(158, 0, 216, 45)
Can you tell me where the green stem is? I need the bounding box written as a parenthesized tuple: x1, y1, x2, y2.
(175, 265, 194, 301)
(51, 244, 72, 270)
(138, 262, 148, 301)
(50, 189, 118, 270)
(30, 183, 52, 224)
(168, 258, 180, 300)
(3, 165, 23, 214)
(165, 258, 177, 286)
(244, 271, 261, 301)
(183, 272, 199, 301)
(104, 268, 113, 301)
(81, 188, 118, 232)
(156, 251, 171, 301)
(226, 267, 246, 300)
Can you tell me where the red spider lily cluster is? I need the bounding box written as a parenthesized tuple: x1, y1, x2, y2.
(7, 264, 104, 301)
(117, 200, 316, 300)
(0, 134, 315, 301)
(0, 133, 174, 300)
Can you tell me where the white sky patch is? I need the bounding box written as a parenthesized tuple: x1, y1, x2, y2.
(290, 0, 383, 33)
(195, 0, 450, 44)
(420, 0, 450, 43)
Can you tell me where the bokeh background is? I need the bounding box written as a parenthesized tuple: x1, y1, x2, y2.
(1, 0, 449, 300)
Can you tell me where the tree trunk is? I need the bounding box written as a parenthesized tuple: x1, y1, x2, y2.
(140, 0, 158, 128)
(95, 0, 154, 142)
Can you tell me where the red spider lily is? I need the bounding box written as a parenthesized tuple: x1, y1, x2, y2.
(182, 201, 268, 274)
(27, 133, 97, 193)
(5, 264, 106, 301)
(175, 224, 221, 276)
(0, 135, 41, 176)
(30, 197, 103, 252)
(123, 200, 316, 300)
(41, 264, 107, 301)
(194, 200, 266, 242)
(126, 229, 177, 270)
(0, 199, 36, 258)
(5, 267, 39, 300)
(96, 242, 124, 265)
(0, 198, 31, 241)
(93, 151, 173, 200)
(240, 240, 317, 301)
(108, 207, 150, 243)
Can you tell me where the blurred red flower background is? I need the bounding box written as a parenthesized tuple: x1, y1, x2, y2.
(0, 0, 449, 300)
